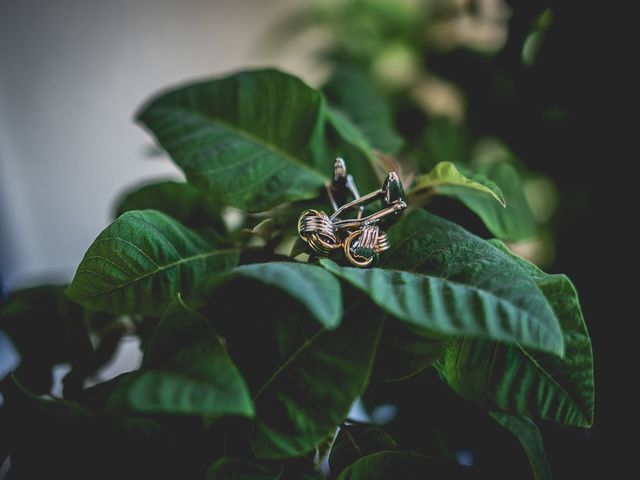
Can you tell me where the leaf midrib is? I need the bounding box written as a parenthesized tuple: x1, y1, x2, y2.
(251, 328, 326, 403)
(383, 224, 561, 348)
(516, 343, 591, 424)
(251, 295, 383, 406)
(344, 428, 364, 457)
(77, 249, 236, 301)
(324, 262, 562, 352)
(152, 106, 328, 182)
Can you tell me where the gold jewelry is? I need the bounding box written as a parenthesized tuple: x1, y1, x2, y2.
(298, 158, 406, 267)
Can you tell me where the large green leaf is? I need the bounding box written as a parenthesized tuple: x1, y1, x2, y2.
(114, 179, 226, 233)
(137, 69, 326, 212)
(106, 298, 253, 418)
(67, 210, 239, 316)
(248, 315, 383, 459)
(437, 241, 594, 427)
(323, 67, 404, 154)
(207, 457, 322, 480)
(329, 423, 397, 476)
(452, 161, 537, 241)
(205, 282, 383, 459)
(319, 210, 564, 355)
(224, 262, 343, 329)
(490, 412, 552, 480)
(336, 451, 471, 479)
(412, 161, 506, 207)
(138, 69, 377, 212)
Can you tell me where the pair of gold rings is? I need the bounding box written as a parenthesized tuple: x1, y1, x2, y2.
(298, 158, 407, 267)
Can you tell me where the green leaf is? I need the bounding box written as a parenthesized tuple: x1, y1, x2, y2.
(329, 423, 397, 476)
(226, 262, 343, 329)
(206, 282, 384, 459)
(437, 241, 594, 427)
(114, 180, 226, 233)
(371, 320, 447, 381)
(67, 210, 239, 316)
(319, 210, 564, 355)
(335, 451, 470, 479)
(107, 298, 253, 418)
(490, 412, 552, 480)
(207, 457, 322, 480)
(323, 67, 404, 154)
(457, 161, 537, 241)
(138, 69, 341, 212)
(413, 161, 506, 207)
(249, 315, 383, 459)
(413, 118, 536, 241)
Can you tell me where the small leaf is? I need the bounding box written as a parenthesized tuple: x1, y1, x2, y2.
(329, 423, 397, 476)
(107, 298, 253, 418)
(490, 412, 552, 480)
(114, 179, 226, 232)
(323, 67, 404, 154)
(319, 210, 564, 355)
(412, 161, 506, 207)
(206, 457, 322, 480)
(67, 210, 239, 316)
(458, 161, 537, 241)
(224, 262, 343, 329)
(336, 451, 471, 479)
(414, 118, 536, 241)
(437, 241, 594, 427)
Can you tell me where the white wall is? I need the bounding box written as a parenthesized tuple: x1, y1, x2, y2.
(0, 0, 318, 293)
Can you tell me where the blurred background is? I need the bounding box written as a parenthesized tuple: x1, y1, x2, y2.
(0, 0, 621, 478)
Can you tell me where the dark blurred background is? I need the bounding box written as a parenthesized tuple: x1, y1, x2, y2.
(0, 0, 625, 478)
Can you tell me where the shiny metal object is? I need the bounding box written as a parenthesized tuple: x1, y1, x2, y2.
(298, 158, 406, 267)
(298, 209, 341, 255)
(343, 226, 390, 267)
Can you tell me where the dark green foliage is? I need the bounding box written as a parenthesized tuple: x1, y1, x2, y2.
(66, 210, 239, 315)
(491, 412, 552, 480)
(106, 298, 254, 418)
(207, 456, 322, 479)
(329, 423, 397, 476)
(336, 451, 472, 479)
(0, 286, 91, 393)
(0, 65, 592, 479)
